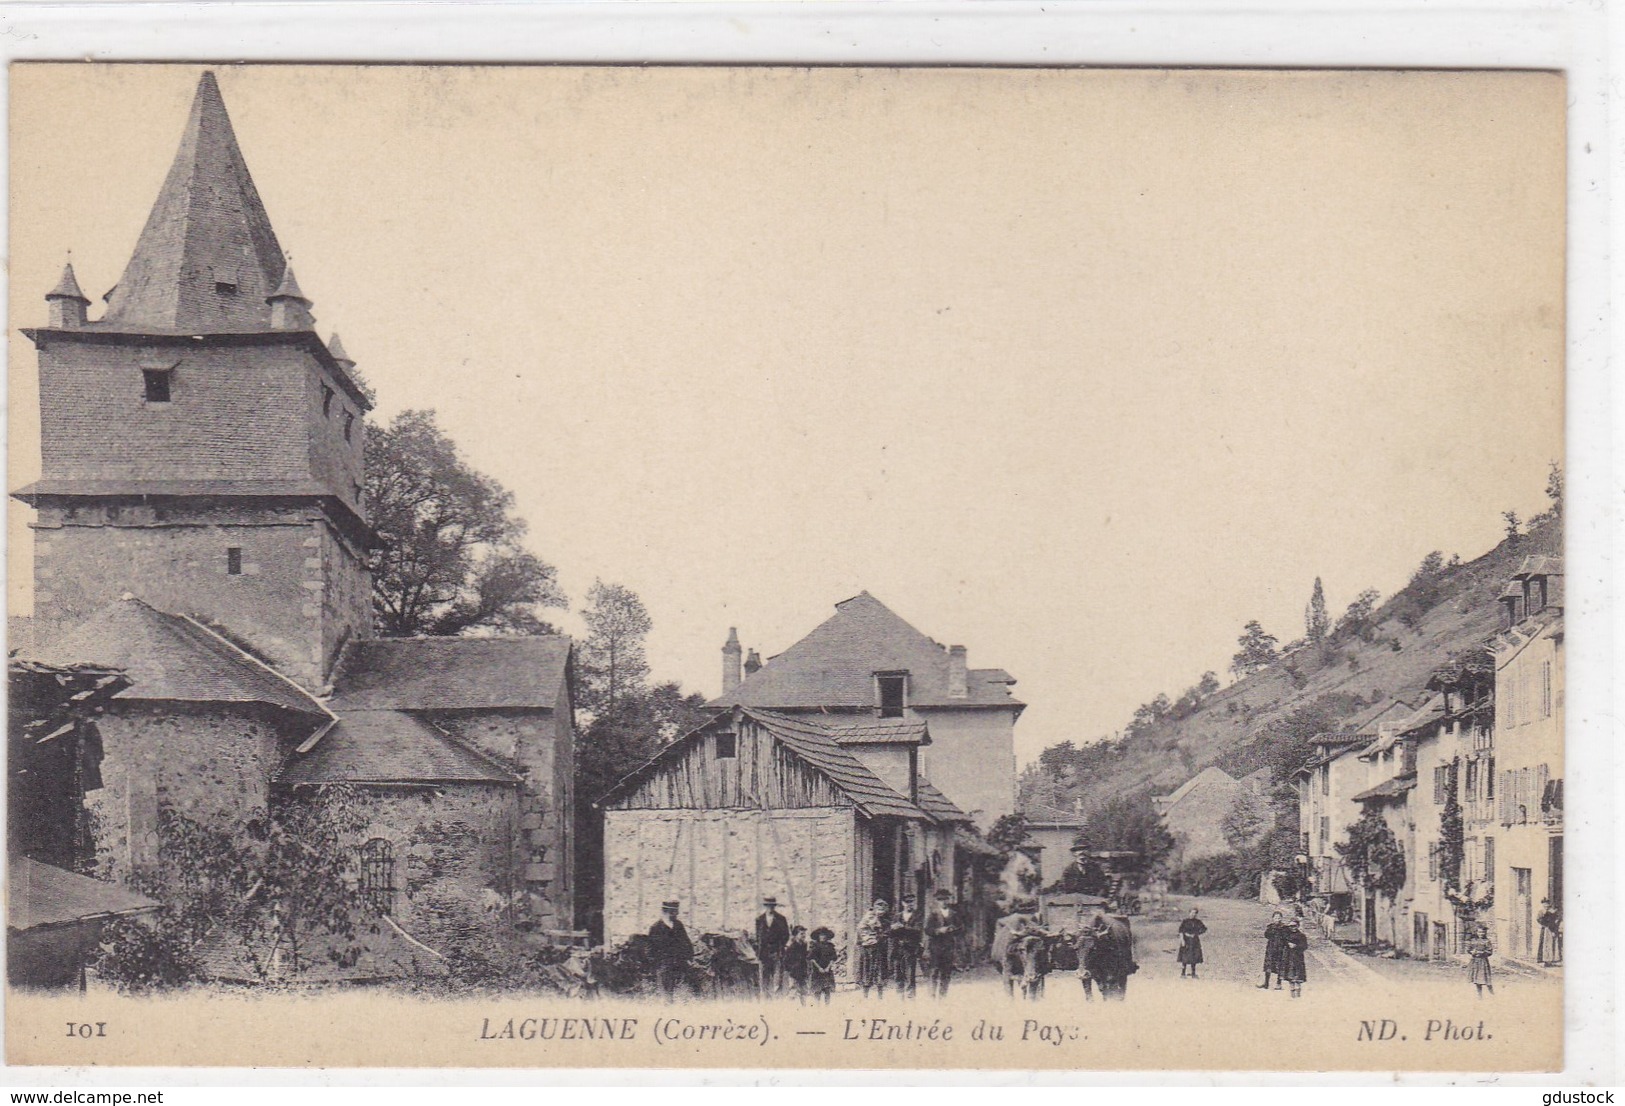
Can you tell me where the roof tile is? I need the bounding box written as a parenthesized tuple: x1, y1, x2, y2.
(278, 709, 520, 786)
(329, 636, 571, 711)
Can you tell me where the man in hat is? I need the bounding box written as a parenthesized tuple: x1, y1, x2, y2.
(857, 898, 890, 998)
(648, 901, 694, 1001)
(754, 895, 791, 995)
(889, 892, 925, 998)
(923, 889, 961, 998)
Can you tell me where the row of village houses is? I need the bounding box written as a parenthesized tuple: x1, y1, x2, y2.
(1296, 555, 1564, 969)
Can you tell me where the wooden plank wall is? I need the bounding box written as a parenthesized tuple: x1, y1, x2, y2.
(609, 718, 851, 811)
(603, 807, 859, 957)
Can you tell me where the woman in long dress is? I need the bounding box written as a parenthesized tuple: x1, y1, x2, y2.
(1466, 925, 1495, 997)
(1177, 907, 1208, 979)
(1258, 910, 1287, 989)
(1280, 916, 1309, 998)
(1537, 900, 1562, 966)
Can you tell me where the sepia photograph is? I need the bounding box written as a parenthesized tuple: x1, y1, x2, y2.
(4, 59, 1572, 1073)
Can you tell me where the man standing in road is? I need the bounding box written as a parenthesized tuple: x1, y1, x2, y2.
(924, 889, 961, 998)
(754, 896, 791, 996)
(648, 900, 694, 1002)
(890, 893, 925, 998)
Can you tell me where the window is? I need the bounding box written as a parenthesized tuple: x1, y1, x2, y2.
(1486, 756, 1495, 799)
(142, 369, 171, 403)
(1427, 842, 1439, 881)
(1318, 816, 1329, 848)
(1320, 766, 1328, 796)
(1540, 661, 1553, 719)
(226, 547, 242, 576)
(214, 281, 237, 295)
(359, 839, 395, 914)
(876, 672, 907, 719)
(344, 412, 355, 442)
(715, 732, 737, 759)
(1483, 837, 1495, 885)
(1433, 766, 1447, 804)
(322, 384, 334, 417)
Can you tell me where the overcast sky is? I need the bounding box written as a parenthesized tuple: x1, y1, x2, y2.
(7, 65, 1564, 765)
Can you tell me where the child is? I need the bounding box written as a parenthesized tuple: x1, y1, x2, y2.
(1467, 925, 1495, 997)
(782, 925, 810, 1003)
(808, 926, 838, 1004)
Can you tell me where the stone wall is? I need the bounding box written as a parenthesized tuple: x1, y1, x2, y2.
(430, 705, 574, 930)
(343, 783, 521, 951)
(32, 502, 363, 691)
(603, 807, 856, 950)
(85, 703, 299, 882)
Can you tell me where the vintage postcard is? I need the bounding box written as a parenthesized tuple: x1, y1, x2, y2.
(5, 63, 1566, 1071)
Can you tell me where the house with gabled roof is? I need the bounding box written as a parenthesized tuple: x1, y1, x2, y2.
(9, 72, 578, 978)
(711, 591, 1023, 830)
(596, 707, 974, 958)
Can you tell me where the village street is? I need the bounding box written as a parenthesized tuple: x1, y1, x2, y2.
(766, 895, 1560, 1013)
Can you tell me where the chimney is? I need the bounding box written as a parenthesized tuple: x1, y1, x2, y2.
(744, 649, 762, 677)
(947, 645, 968, 699)
(267, 263, 314, 331)
(46, 262, 90, 328)
(721, 627, 742, 697)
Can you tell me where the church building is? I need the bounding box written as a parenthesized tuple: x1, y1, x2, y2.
(12, 72, 576, 976)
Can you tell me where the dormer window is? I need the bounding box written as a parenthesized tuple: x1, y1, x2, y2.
(142, 368, 172, 403)
(876, 672, 908, 719)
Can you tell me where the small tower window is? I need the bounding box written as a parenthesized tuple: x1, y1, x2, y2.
(343, 412, 355, 442)
(715, 732, 737, 759)
(359, 838, 396, 915)
(214, 281, 238, 296)
(877, 672, 908, 718)
(142, 369, 171, 404)
(321, 384, 334, 417)
(226, 547, 242, 575)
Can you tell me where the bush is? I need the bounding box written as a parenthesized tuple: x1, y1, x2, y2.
(1170, 854, 1245, 897)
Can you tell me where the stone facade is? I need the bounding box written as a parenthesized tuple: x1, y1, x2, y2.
(84, 703, 306, 883)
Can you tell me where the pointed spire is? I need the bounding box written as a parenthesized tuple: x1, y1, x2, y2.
(46, 261, 89, 327)
(267, 262, 314, 330)
(326, 332, 354, 368)
(47, 261, 87, 302)
(102, 71, 287, 331)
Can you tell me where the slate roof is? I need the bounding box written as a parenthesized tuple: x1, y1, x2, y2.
(710, 592, 1021, 711)
(915, 777, 973, 823)
(1020, 801, 1089, 826)
(597, 707, 932, 822)
(20, 597, 327, 718)
(278, 710, 520, 786)
(8, 856, 159, 931)
(1395, 692, 1447, 738)
(750, 711, 930, 821)
(98, 72, 289, 333)
(328, 636, 571, 712)
(1155, 765, 1238, 808)
(1512, 555, 1562, 579)
(825, 719, 930, 746)
(1352, 772, 1417, 804)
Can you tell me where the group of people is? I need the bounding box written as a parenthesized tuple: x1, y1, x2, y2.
(991, 900, 1137, 1001)
(645, 890, 962, 1003)
(855, 890, 963, 998)
(1258, 909, 1311, 997)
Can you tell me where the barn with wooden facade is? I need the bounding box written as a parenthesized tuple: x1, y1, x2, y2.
(596, 707, 976, 958)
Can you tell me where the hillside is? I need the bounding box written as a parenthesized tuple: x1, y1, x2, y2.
(1023, 508, 1560, 818)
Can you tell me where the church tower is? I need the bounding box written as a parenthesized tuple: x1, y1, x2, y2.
(14, 72, 373, 690)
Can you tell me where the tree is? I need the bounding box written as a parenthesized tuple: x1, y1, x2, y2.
(1502, 509, 1523, 543)
(1544, 461, 1563, 522)
(97, 787, 369, 989)
(1197, 671, 1221, 697)
(366, 409, 566, 636)
(1230, 620, 1280, 678)
(1305, 578, 1330, 646)
(1336, 588, 1382, 642)
(578, 580, 654, 717)
(1083, 794, 1175, 873)
(1336, 807, 1406, 899)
